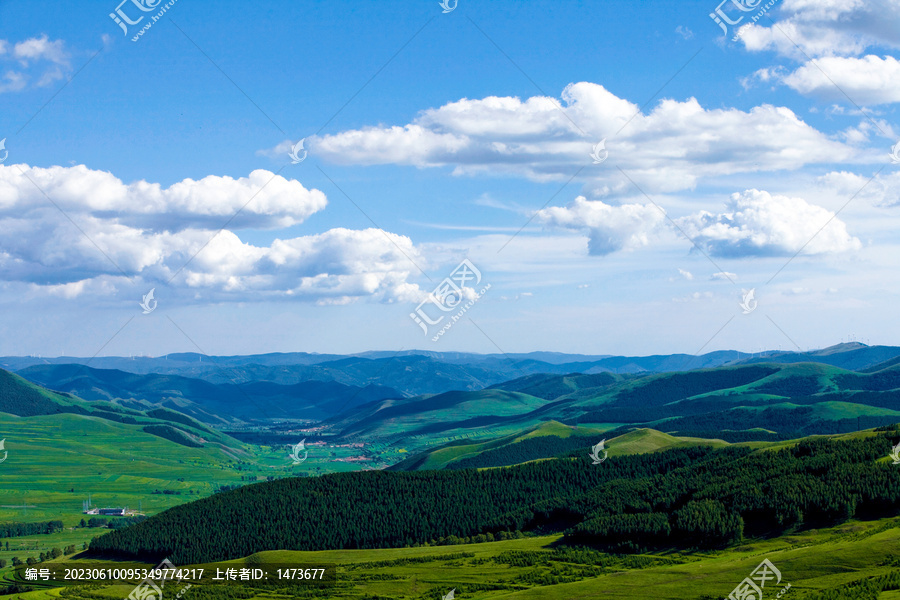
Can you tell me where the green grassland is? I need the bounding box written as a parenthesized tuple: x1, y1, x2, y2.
(392, 424, 730, 472)
(5, 516, 900, 599)
(0, 410, 384, 569)
(602, 428, 730, 456)
(392, 421, 616, 471)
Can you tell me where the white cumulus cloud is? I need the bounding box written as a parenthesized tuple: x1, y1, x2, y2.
(294, 82, 857, 194)
(676, 189, 862, 257)
(738, 0, 900, 59)
(0, 165, 424, 303)
(782, 55, 900, 105)
(536, 196, 666, 256)
(0, 165, 328, 231)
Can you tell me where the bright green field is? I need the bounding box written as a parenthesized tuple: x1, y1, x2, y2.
(0, 411, 386, 570)
(3, 516, 899, 599)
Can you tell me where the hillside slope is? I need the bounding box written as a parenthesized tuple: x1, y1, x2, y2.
(327, 363, 900, 453)
(0, 368, 246, 454)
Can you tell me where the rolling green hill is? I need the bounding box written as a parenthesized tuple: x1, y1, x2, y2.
(329, 389, 554, 440)
(389, 421, 609, 471)
(321, 362, 900, 457)
(389, 423, 731, 472)
(0, 368, 244, 450)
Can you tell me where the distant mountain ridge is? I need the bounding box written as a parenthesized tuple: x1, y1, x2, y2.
(16, 363, 402, 424)
(5, 343, 899, 396)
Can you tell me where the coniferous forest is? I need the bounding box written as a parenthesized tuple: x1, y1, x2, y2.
(89, 434, 900, 564)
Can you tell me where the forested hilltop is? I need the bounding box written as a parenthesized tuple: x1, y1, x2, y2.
(89, 432, 900, 564)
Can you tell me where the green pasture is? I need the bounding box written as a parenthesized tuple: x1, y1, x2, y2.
(4, 516, 900, 599)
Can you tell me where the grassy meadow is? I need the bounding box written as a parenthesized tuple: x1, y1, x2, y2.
(1, 516, 898, 599)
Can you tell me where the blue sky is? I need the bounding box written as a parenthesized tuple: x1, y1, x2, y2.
(1, 0, 899, 357)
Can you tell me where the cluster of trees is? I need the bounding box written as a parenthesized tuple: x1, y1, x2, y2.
(753, 374, 823, 396)
(430, 530, 525, 546)
(835, 369, 900, 392)
(80, 517, 110, 528)
(492, 548, 676, 569)
(109, 516, 147, 529)
(344, 551, 474, 571)
(0, 520, 63, 537)
(3, 545, 74, 567)
(798, 569, 900, 600)
(36, 546, 64, 561)
(78, 516, 145, 529)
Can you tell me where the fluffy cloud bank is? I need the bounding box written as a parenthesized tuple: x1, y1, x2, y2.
(535, 190, 861, 258)
(0, 165, 327, 230)
(301, 82, 855, 193)
(818, 170, 900, 207)
(739, 0, 900, 58)
(738, 1, 900, 105)
(782, 55, 900, 105)
(0, 165, 422, 303)
(676, 189, 862, 257)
